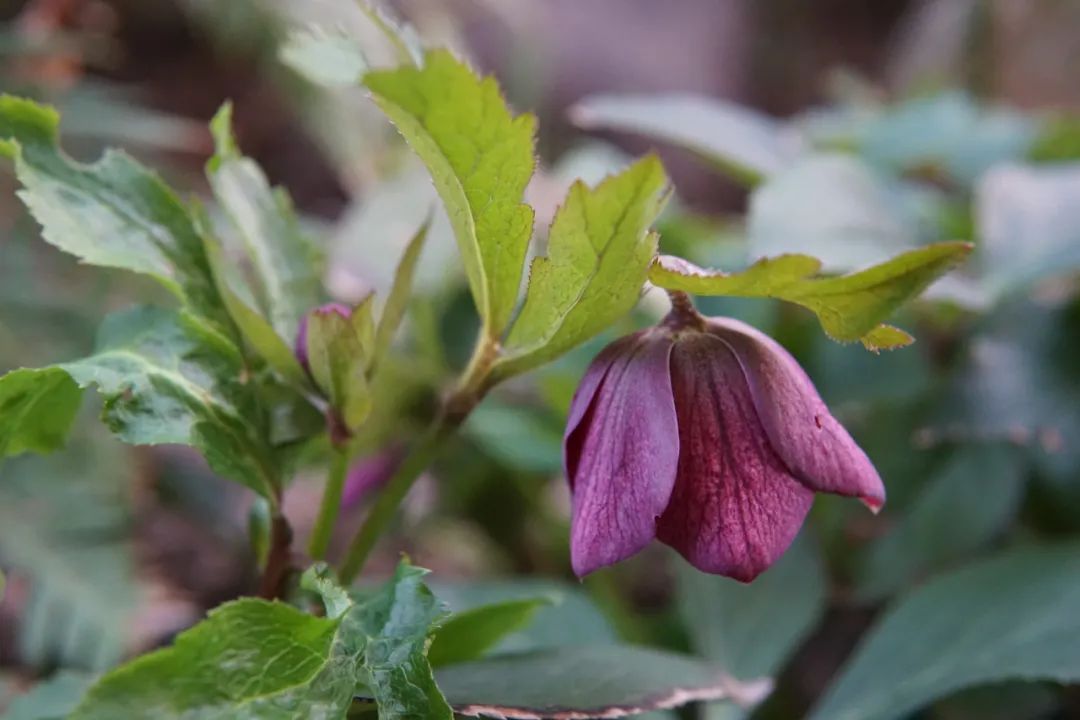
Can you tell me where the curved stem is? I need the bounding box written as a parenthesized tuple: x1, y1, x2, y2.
(338, 417, 456, 583)
(257, 510, 293, 599)
(308, 447, 351, 560)
(337, 332, 499, 584)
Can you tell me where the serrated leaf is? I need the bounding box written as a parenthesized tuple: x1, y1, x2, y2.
(208, 103, 322, 344)
(855, 446, 1026, 602)
(676, 534, 826, 720)
(70, 600, 355, 719)
(648, 242, 971, 345)
(350, 562, 453, 719)
(280, 26, 369, 87)
(201, 228, 308, 387)
(364, 49, 536, 336)
(429, 597, 552, 668)
(434, 646, 770, 719)
(305, 299, 374, 431)
(1, 307, 276, 496)
(570, 93, 796, 185)
(0, 367, 81, 458)
(371, 216, 429, 375)
(72, 560, 450, 719)
(810, 542, 1080, 720)
(497, 156, 669, 376)
(0, 95, 228, 330)
(300, 562, 352, 620)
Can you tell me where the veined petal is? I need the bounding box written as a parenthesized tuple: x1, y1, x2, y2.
(657, 334, 814, 582)
(564, 331, 678, 576)
(706, 317, 885, 511)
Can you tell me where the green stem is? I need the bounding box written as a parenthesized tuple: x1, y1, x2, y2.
(337, 331, 499, 584)
(338, 417, 456, 583)
(308, 447, 351, 560)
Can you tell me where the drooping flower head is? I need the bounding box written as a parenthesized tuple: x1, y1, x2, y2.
(564, 295, 884, 581)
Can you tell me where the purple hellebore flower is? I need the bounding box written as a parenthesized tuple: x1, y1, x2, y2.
(564, 299, 885, 581)
(294, 302, 351, 373)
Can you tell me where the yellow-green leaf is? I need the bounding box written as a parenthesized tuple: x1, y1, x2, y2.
(649, 242, 972, 346)
(364, 50, 536, 336)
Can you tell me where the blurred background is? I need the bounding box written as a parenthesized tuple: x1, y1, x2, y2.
(2, 0, 1080, 718)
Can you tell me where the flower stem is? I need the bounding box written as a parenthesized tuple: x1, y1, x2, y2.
(257, 510, 293, 599)
(308, 446, 351, 560)
(337, 332, 498, 584)
(338, 415, 461, 583)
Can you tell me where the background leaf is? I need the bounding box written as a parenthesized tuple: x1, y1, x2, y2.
(364, 49, 536, 335)
(570, 93, 797, 184)
(676, 534, 826, 720)
(499, 156, 669, 375)
(855, 445, 1026, 601)
(810, 542, 1080, 720)
(2, 672, 95, 720)
(429, 596, 552, 667)
(0, 368, 80, 458)
(304, 300, 374, 431)
(434, 646, 770, 719)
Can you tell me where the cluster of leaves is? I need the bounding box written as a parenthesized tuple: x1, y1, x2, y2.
(3, 2, 1072, 719)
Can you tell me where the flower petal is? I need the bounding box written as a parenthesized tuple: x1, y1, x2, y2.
(565, 331, 678, 576)
(706, 317, 885, 511)
(657, 334, 814, 582)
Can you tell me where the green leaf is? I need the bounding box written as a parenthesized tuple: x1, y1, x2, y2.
(431, 579, 618, 651)
(498, 156, 670, 376)
(364, 49, 536, 335)
(208, 103, 322, 344)
(349, 561, 453, 719)
(300, 562, 352, 620)
(73, 560, 450, 719)
(5, 307, 276, 496)
(676, 534, 826, 720)
(305, 299, 374, 431)
(429, 597, 552, 668)
(71, 600, 354, 719)
(810, 542, 1080, 720)
(280, 26, 369, 87)
(648, 242, 972, 346)
(0, 95, 227, 330)
(371, 216, 429, 374)
(201, 230, 308, 387)
(855, 446, 1026, 601)
(434, 646, 770, 719)
(3, 671, 95, 720)
(0, 367, 81, 458)
(571, 93, 794, 185)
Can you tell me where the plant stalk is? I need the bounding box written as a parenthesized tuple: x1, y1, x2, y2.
(308, 446, 351, 560)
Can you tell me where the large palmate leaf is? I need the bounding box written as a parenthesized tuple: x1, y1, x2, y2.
(676, 534, 826, 720)
(428, 597, 552, 668)
(364, 49, 536, 336)
(207, 104, 322, 344)
(0, 96, 227, 330)
(434, 646, 769, 719)
(0, 307, 276, 496)
(571, 93, 798, 184)
(73, 561, 450, 720)
(496, 156, 669, 377)
(810, 542, 1080, 720)
(649, 242, 971, 349)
